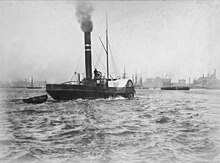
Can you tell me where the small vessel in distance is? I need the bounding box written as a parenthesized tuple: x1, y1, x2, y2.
(23, 95, 48, 104)
(161, 86, 190, 90)
(46, 15, 135, 100)
(27, 77, 42, 89)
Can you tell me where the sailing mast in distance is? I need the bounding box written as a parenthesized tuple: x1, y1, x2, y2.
(106, 13, 109, 79)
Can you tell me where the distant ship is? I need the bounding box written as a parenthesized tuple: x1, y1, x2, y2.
(27, 77, 42, 89)
(161, 86, 190, 90)
(46, 16, 135, 100)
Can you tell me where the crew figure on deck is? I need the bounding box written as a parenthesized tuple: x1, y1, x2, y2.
(94, 68, 102, 79)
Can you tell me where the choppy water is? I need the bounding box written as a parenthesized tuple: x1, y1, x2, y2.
(0, 88, 220, 163)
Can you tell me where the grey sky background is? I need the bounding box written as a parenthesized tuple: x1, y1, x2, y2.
(1, 0, 220, 83)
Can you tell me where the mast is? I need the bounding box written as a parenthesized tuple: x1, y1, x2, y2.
(31, 77, 34, 87)
(106, 13, 109, 79)
(135, 71, 137, 85)
(123, 66, 126, 79)
(140, 74, 142, 87)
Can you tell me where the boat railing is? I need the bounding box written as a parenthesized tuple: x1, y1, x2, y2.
(61, 81, 81, 85)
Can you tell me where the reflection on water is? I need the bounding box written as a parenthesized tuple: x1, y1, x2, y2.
(0, 88, 220, 163)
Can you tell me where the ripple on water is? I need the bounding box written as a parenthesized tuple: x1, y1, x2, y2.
(0, 89, 220, 162)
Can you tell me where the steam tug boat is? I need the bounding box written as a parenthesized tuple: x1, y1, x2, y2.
(46, 18, 135, 100)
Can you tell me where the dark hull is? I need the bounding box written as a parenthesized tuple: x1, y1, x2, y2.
(161, 86, 190, 90)
(23, 95, 48, 104)
(46, 84, 135, 100)
(27, 87, 42, 89)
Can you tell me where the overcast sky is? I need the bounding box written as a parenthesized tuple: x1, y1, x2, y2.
(1, 0, 220, 83)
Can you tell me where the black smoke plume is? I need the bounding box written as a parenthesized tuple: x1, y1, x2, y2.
(76, 2, 94, 32)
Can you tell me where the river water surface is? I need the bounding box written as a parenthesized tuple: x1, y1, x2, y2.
(0, 88, 220, 163)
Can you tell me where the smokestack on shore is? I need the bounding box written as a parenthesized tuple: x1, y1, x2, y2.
(76, 2, 93, 80)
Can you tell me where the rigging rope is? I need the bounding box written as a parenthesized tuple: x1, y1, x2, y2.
(92, 47, 106, 71)
(92, 47, 106, 70)
(109, 43, 120, 78)
(70, 49, 84, 81)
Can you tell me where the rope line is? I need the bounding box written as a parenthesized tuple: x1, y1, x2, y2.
(70, 49, 84, 81)
(109, 43, 120, 78)
(92, 47, 106, 70)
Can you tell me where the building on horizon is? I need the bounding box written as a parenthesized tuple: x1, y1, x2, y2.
(192, 69, 220, 89)
(144, 77, 171, 88)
